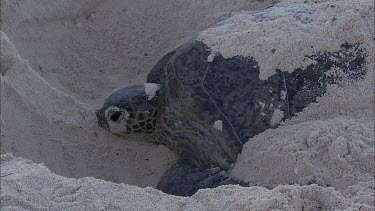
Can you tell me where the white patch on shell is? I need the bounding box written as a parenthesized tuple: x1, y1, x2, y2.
(270, 109, 284, 126)
(213, 120, 223, 131)
(105, 106, 130, 134)
(207, 46, 219, 63)
(207, 53, 215, 62)
(144, 83, 160, 100)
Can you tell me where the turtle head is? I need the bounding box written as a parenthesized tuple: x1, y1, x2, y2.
(96, 83, 160, 135)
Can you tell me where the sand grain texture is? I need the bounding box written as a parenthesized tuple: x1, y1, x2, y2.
(0, 0, 278, 189)
(1, 0, 279, 105)
(1, 0, 374, 210)
(1, 154, 374, 210)
(0, 30, 177, 187)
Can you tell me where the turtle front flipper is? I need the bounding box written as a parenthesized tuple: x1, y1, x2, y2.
(156, 160, 249, 196)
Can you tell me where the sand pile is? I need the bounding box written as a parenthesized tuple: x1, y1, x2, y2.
(197, 0, 374, 192)
(1, 0, 278, 187)
(2, 154, 374, 210)
(0, 30, 177, 188)
(1, 0, 374, 210)
(1, 0, 278, 105)
(232, 117, 374, 190)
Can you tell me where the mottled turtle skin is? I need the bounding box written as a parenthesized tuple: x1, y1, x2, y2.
(96, 38, 366, 196)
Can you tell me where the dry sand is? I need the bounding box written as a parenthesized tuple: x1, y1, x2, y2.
(1, 0, 279, 105)
(1, 28, 177, 187)
(199, 0, 374, 80)
(2, 153, 374, 210)
(1, 0, 374, 210)
(1, 0, 279, 188)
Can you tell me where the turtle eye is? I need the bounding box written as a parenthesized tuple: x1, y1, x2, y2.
(110, 111, 122, 122)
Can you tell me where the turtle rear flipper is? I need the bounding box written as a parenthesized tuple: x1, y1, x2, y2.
(156, 160, 249, 196)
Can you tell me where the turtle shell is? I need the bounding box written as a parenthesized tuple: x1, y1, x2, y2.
(148, 38, 366, 168)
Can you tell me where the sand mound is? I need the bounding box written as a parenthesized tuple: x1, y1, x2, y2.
(220, 0, 374, 195)
(1, 0, 278, 105)
(1, 0, 374, 210)
(199, 0, 374, 80)
(1, 31, 177, 187)
(232, 117, 374, 190)
(0, 0, 278, 189)
(1, 154, 374, 210)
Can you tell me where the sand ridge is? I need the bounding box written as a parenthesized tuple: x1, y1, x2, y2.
(2, 154, 374, 210)
(1, 0, 280, 105)
(198, 0, 374, 80)
(1, 30, 177, 187)
(1, 0, 374, 210)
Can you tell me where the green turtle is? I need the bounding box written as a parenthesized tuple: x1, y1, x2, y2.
(96, 37, 366, 196)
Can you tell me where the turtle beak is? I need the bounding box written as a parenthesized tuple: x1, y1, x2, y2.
(95, 109, 110, 131)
